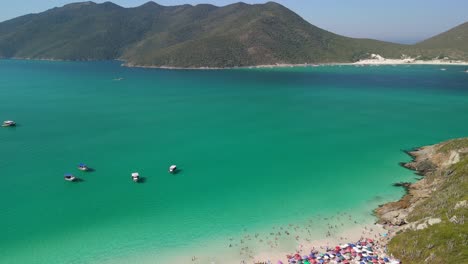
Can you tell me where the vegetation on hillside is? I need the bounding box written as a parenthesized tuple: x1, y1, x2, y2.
(0, 1, 466, 67)
(416, 22, 468, 53)
(388, 138, 468, 264)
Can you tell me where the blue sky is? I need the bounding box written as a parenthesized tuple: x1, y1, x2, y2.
(2, 0, 467, 44)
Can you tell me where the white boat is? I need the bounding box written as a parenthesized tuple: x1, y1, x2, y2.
(78, 163, 89, 171)
(169, 165, 177, 173)
(131, 172, 140, 182)
(64, 174, 77, 182)
(2, 120, 16, 127)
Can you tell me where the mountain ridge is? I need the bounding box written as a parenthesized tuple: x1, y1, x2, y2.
(0, 1, 466, 67)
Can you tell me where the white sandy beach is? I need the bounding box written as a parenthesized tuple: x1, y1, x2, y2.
(352, 54, 468, 66)
(119, 211, 397, 264)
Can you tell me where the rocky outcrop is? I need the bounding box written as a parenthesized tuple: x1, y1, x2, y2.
(375, 141, 468, 228)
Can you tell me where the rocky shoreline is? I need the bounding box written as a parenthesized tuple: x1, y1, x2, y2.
(375, 138, 467, 244)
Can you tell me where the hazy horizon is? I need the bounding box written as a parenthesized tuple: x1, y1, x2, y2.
(1, 0, 467, 44)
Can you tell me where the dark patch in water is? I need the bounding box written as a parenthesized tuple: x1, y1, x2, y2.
(137, 177, 147, 183)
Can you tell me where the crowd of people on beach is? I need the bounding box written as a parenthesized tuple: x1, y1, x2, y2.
(190, 213, 402, 264)
(276, 238, 402, 264)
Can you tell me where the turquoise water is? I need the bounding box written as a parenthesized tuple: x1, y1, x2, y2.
(0, 60, 467, 263)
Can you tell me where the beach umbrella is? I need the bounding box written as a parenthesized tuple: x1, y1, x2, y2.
(278, 261, 283, 264)
(383, 257, 389, 262)
(303, 255, 308, 260)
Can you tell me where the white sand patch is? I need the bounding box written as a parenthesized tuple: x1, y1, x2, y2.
(354, 54, 468, 65)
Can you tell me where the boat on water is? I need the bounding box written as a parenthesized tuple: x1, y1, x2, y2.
(131, 172, 140, 182)
(169, 165, 177, 173)
(64, 174, 77, 182)
(78, 163, 89, 171)
(2, 120, 16, 127)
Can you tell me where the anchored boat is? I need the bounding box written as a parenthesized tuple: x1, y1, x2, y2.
(64, 174, 77, 182)
(131, 172, 140, 182)
(2, 120, 16, 127)
(169, 165, 177, 173)
(78, 163, 89, 171)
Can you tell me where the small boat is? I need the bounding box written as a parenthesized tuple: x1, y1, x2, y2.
(78, 163, 89, 171)
(131, 172, 140, 182)
(2, 120, 16, 127)
(440, 68, 446, 71)
(169, 165, 177, 173)
(64, 174, 77, 182)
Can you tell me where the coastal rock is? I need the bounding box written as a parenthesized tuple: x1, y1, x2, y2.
(379, 211, 407, 226)
(408, 218, 441, 230)
(454, 200, 467, 210)
(376, 140, 467, 227)
(427, 218, 441, 225)
(449, 215, 459, 224)
(416, 223, 428, 230)
(442, 151, 460, 166)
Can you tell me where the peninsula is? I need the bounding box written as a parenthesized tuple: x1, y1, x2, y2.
(376, 138, 468, 263)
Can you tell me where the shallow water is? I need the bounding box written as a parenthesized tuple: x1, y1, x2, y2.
(0, 60, 467, 263)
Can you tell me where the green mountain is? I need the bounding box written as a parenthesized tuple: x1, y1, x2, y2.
(0, 1, 466, 67)
(417, 22, 468, 52)
(412, 22, 468, 59)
